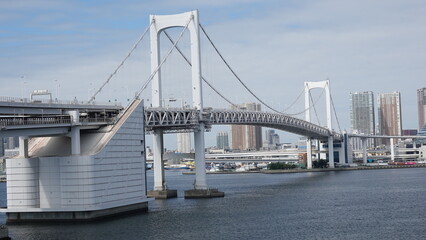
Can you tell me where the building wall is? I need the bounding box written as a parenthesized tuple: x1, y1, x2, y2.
(350, 92, 376, 148)
(231, 103, 262, 150)
(216, 132, 229, 149)
(6, 100, 147, 211)
(177, 132, 191, 153)
(350, 92, 375, 135)
(378, 92, 402, 145)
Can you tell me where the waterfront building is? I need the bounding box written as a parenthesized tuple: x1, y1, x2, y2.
(177, 132, 191, 153)
(350, 91, 376, 149)
(231, 103, 262, 150)
(378, 92, 402, 145)
(416, 124, 426, 145)
(417, 88, 426, 130)
(216, 132, 229, 149)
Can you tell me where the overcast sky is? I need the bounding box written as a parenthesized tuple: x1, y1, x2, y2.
(1, 0, 425, 148)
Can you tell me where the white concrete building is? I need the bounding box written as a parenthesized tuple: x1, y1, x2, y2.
(177, 132, 191, 153)
(1, 99, 150, 222)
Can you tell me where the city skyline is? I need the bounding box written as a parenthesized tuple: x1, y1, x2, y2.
(1, 1, 425, 148)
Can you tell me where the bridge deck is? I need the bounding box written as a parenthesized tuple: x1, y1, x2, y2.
(144, 107, 340, 139)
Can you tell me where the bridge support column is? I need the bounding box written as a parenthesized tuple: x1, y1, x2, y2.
(70, 127, 81, 155)
(67, 110, 81, 155)
(19, 136, 29, 158)
(339, 140, 345, 164)
(148, 130, 177, 199)
(328, 137, 334, 168)
(361, 138, 368, 164)
(185, 123, 224, 198)
(306, 138, 313, 169)
(194, 123, 207, 189)
(390, 138, 395, 161)
(153, 130, 165, 190)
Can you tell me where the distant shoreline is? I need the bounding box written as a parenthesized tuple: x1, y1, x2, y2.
(182, 164, 426, 175)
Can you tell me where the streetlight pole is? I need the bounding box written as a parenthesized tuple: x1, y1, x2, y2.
(20, 76, 25, 100)
(54, 79, 59, 101)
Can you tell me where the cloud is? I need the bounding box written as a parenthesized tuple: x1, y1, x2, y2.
(1, 0, 425, 147)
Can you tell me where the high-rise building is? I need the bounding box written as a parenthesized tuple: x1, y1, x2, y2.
(417, 88, 426, 130)
(177, 132, 191, 153)
(265, 129, 280, 148)
(216, 132, 229, 149)
(378, 92, 402, 145)
(350, 92, 376, 148)
(231, 103, 262, 150)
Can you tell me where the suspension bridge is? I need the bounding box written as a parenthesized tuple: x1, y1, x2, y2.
(0, 10, 350, 222)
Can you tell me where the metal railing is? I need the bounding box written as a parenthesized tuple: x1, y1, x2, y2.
(0, 116, 117, 127)
(0, 96, 120, 107)
(0, 116, 71, 127)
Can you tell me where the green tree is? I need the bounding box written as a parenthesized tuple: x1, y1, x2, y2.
(267, 162, 297, 170)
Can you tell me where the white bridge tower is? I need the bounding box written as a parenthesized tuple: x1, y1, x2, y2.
(304, 80, 335, 169)
(149, 10, 222, 198)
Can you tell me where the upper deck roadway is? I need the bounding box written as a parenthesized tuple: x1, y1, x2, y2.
(0, 96, 122, 137)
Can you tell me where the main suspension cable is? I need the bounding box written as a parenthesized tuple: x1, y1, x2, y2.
(89, 21, 154, 103)
(309, 91, 321, 125)
(199, 24, 284, 114)
(287, 87, 325, 116)
(330, 91, 342, 134)
(163, 30, 239, 108)
(282, 86, 306, 112)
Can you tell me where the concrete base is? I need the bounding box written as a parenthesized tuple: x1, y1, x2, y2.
(147, 189, 178, 199)
(184, 189, 225, 199)
(5, 202, 148, 223)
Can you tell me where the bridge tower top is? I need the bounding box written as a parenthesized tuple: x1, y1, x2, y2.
(150, 10, 203, 111)
(304, 80, 332, 132)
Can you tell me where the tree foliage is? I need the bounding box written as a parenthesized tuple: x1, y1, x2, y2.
(313, 159, 328, 168)
(267, 162, 297, 170)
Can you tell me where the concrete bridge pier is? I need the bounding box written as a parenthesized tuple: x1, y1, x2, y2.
(361, 138, 368, 164)
(328, 136, 335, 168)
(339, 141, 346, 164)
(148, 130, 177, 199)
(306, 138, 313, 169)
(70, 126, 81, 155)
(184, 123, 224, 199)
(194, 124, 207, 190)
(67, 110, 81, 155)
(19, 136, 29, 158)
(390, 138, 395, 161)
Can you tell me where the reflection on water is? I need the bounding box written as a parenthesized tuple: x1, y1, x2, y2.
(2, 168, 426, 239)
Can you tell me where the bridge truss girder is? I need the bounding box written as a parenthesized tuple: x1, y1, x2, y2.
(144, 108, 341, 140)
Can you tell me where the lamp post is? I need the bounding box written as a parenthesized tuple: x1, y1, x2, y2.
(54, 79, 59, 101)
(20, 76, 26, 100)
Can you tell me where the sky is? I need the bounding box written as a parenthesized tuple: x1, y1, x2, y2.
(1, 0, 425, 149)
